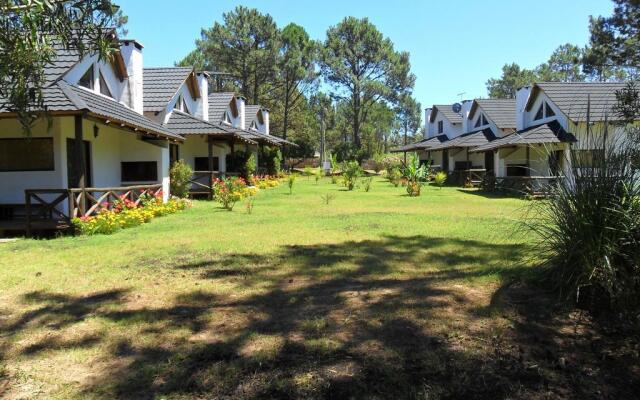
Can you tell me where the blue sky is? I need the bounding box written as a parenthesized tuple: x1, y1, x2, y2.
(118, 0, 613, 111)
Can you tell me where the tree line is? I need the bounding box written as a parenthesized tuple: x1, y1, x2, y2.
(176, 7, 422, 161)
(486, 0, 639, 99)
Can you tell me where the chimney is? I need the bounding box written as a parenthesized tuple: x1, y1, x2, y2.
(516, 86, 531, 132)
(263, 109, 269, 135)
(237, 96, 246, 130)
(424, 108, 432, 138)
(195, 72, 209, 120)
(461, 100, 473, 133)
(120, 40, 144, 114)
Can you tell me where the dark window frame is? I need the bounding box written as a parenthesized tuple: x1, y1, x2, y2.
(0, 137, 55, 172)
(121, 161, 158, 182)
(79, 65, 94, 89)
(437, 120, 444, 134)
(99, 71, 113, 98)
(194, 156, 220, 172)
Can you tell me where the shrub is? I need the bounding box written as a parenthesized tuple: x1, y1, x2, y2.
(169, 160, 193, 198)
(388, 167, 402, 187)
(213, 177, 249, 211)
(303, 166, 313, 179)
(527, 122, 640, 312)
(362, 177, 373, 192)
(226, 150, 252, 180)
(314, 169, 322, 184)
(246, 153, 257, 179)
(341, 160, 363, 191)
(434, 171, 447, 189)
(287, 174, 298, 195)
(381, 155, 403, 175)
(263, 148, 282, 176)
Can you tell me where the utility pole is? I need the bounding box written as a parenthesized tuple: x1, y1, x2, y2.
(320, 107, 326, 167)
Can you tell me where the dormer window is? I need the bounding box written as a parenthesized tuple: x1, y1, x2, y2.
(534, 101, 555, 121)
(99, 72, 112, 98)
(174, 94, 189, 113)
(223, 112, 231, 124)
(437, 120, 443, 134)
(475, 114, 489, 128)
(250, 121, 258, 130)
(79, 65, 94, 89)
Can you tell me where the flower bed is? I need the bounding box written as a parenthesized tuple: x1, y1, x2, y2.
(253, 175, 281, 189)
(213, 176, 281, 211)
(72, 192, 191, 235)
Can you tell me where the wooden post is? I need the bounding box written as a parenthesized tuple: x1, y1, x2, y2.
(207, 137, 214, 200)
(525, 146, 530, 177)
(74, 114, 86, 215)
(25, 191, 31, 238)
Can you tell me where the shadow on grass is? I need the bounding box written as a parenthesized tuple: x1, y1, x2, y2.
(2, 236, 638, 399)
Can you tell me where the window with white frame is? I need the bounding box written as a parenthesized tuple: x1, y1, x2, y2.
(437, 120, 443, 134)
(78, 65, 94, 89)
(98, 71, 112, 98)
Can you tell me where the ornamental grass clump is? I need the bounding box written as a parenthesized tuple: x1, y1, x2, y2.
(527, 120, 640, 312)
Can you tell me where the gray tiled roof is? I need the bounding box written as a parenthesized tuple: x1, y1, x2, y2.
(143, 67, 194, 112)
(430, 128, 495, 151)
(44, 41, 82, 85)
(390, 135, 448, 153)
(471, 99, 516, 129)
(223, 126, 281, 146)
(432, 105, 463, 124)
(471, 120, 575, 152)
(244, 105, 262, 128)
(208, 92, 236, 122)
(57, 81, 183, 140)
(164, 111, 256, 144)
(531, 82, 629, 122)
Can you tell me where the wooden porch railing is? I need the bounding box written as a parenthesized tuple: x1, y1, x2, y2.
(24, 189, 72, 237)
(482, 176, 561, 197)
(189, 171, 241, 199)
(68, 184, 163, 218)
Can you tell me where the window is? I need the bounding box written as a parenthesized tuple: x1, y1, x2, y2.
(545, 103, 555, 117)
(121, 161, 157, 182)
(507, 164, 529, 177)
(79, 65, 94, 89)
(0, 138, 54, 171)
(482, 115, 489, 125)
(474, 117, 481, 128)
(475, 114, 489, 128)
(174, 95, 183, 111)
(437, 120, 444, 134)
(223, 112, 231, 124)
(181, 96, 189, 113)
(534, 102, 556, 120)
(194, 157, 220, 171)
(534, 104, 544, 120)
(250, 121, 257, 130)
(99, 72, 112, 97)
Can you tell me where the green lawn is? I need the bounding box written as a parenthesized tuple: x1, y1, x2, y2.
(0, 178, 634, 399)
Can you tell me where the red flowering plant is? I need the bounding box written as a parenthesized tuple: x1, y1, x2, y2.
(212, 177, 247, 211)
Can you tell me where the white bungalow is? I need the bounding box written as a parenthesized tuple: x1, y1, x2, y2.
(0, 35, 183, 234)
(471, 82, 631, 193)
(427, 99, 516, 184)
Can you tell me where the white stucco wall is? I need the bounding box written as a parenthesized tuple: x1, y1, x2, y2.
(0, 118, 65, 204)
(179, 136, 230, 173)
(0, 116, 172, 209)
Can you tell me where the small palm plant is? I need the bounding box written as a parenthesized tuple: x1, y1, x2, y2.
(403, 154, 428, 196)
(341, 160, 363, 191)
(433, 171, 447, 190)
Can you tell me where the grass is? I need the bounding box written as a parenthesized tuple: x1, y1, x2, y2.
(0, 178, 636, 399)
